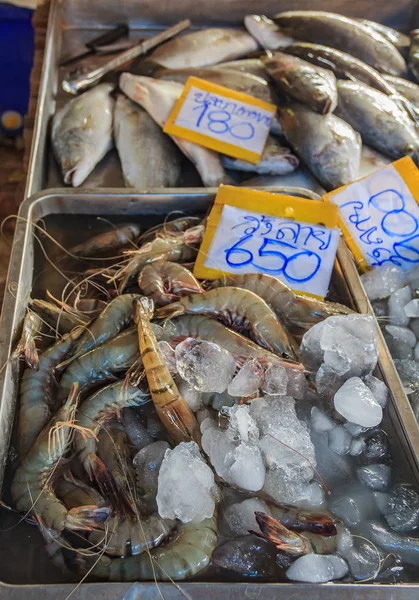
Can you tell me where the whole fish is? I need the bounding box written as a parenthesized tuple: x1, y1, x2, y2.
(273, 11, 407, 76)
(409, 30, 419, 83)
(279, 102, 361, 191)
(221, 136, 299, 175)
(284, 42, 395, 96)
(146, 28, 259, 70)
(51, 83, 114, 187)
(359, 19, 411, 58)
(335, 80, 419, 164)
(383, 74, 419, 107)
(215, 58, 267, 79)
(119, 73, 229, 187)
(263, 52, 338, 114)
(244, 14, 294, 50)
(114, 95, 181, 188)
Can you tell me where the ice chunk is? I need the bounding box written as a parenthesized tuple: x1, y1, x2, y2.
(200, 417, 215, 433)
(385, 325, 416, 348)
(227, 404, 259, 444)
(410, 318, 419, 339)
(357, 429, 391, 466)
(158, 341, 177, 374)
(404, 298, 419, 318)
(329, 484, 378, 527)
(227, 359, 262, 397)
(286, 367, 308, 400)
(197, 408, 212, 424)
(263, 465, 313, 506)
(361, 264, 405, 301)
(328, 426, 351, 455)
(349, 437, 366, 456)
(311, 430, 354, 488)
(394, 359, 419, 392)
(388, 286, 412, 326)
(373, 491, 391, 514)
(415, 343, 419, 361)
(262, 364, 288, 396)
(133, 441, 169, 512)
(357, 464, 391, 491)
(344, 422, 368, 437)
(122, 408, 153, 451)
(385, 484, 419, 532)
(286, 554, 348, 583)
(363, 374, 389, 408)
(384, 330, 413, 360)
(336, 525, 354, 555)
(366, 521, 419, 567)
(175, 338, 236, 393)
(201, 425, 236, 481)
(292, 481, 326, 510)
(227, 443, 265, 491)
(224, 498, 270, 536)
(315, 363, 343, 401)
(300, 320, 328, 370)
(346, 542, 382, 580)
(311, 406, 335, 433)
(334, 377, 383, 427)
(177, 376, 203, 412)
(156, 441, 219, 523)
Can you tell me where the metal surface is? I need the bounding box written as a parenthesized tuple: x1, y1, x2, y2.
(0, 188, 419, 597)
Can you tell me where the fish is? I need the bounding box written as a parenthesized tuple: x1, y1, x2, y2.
(263, 52, 338, 114)
(409, 30, 419, 83)
(279, 102, 361, 191)
(215, 58, 267, 79)
(383, 74, 419, 107)
(221, 136, 299, 175)
(51, 83, 114, 187)
(114, 94, 181, 188)
(244, 14, 294, 50)
(284, 42, 396, 96)
(119, 73, 230, 187)
(273, 11, 407, 76)
(359, 19, 411, 58)
(335, 80, 419, 164)
(146, 28, 259, 70)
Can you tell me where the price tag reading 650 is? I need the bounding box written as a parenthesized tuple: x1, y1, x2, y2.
(163, 77, 276, 164)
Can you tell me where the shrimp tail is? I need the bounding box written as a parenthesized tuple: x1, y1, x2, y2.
(123, 355, 145, 388)
(87, 454, 135, 517)
(251, 512, 308, 556)
(155, 301, 185, 320)
(20, 336, 40, 371)
(134, 296, 155, 322)
(66, 505, 111, 531)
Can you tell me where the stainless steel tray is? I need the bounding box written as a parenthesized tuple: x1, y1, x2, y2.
(25, 0, 415, 199)
(1, 188, 419, 598)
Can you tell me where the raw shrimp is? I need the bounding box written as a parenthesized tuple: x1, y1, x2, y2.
(134, 297, 201, 445)
(157, 287, 299, 361)
(11, 384, 110, 533)
(12, 311, 43, 370)
(19, 327, 84, 457)
(88, 513, 175, 557)
(111, 225, 204, 292)
(86, 515, 218, 580)
(74, 381, 149, 479)
(58, 327, 139, 400)
(212, 273, 353, 333)
(31, 299, 89, 335)
(56, 474, 106, 509)
(69, 223, 140, 257)
(253, 512, 337, 556)
(138, 261, 203, 306)
(268, 505, 337, 536)
(137, 216, 202, 245)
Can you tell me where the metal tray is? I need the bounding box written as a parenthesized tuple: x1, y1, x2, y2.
(1, 188, 419, 598)
(25, 0, 413, 199)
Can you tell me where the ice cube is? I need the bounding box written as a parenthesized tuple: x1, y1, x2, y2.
(329, 484, 378, 526)
(122, 408, 153, 450)
(415, 343, 419, 361)
(300, 320, 327, 370)
(334, 377, 383, 427)
(385, 325, 416, 348)
(363, 374, 389, 408)
(361, 264, 405, 301)
(315, 363, 343, 401)
(328, 426, 351, 455)
(175, 338, 236, 393)
(409, 318, 419, 339)
(388, 286, 412, 326)
(133, 441, 170, 512)
(336, 525, 354, 555)
(385, 484, 419, 532)
(227, 404, 259, 444)
(311, 430, 354, 488)
(366, 521, 419, 567)
(227, 359, 262, 397)
(357, 429, 391, 466)
(263, 465, 312, 506)
(349, 437, 366, 456)
(393, 359, 419, 392)
(158, 341, 177, 374)
(311, 406, 336, 433)
(227, 443, 266, 492)
(291, 480, 326, 510)
(346, 542, 382, 580)
(404, 298, 419, 318)
(200, 417, 215, 433)
(384, 330, 413, 360)
(357, 464, 391, 491)
(176, 376, 203, 412)
(197, 408, 212, 424)
(286, 554, 348, 583)
(286, 368, 308, 400)
(201, 426, 236, 482)
(344, 422, 368, 437)
(262, 364, 288, 396)
(156, 441, 219, 523)
(373, 491, 391, 514)
(223, 498, 270, 536)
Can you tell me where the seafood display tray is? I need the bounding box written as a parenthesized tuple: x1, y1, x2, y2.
(25, 0, 415, 199)
(1, 188, 419, 598)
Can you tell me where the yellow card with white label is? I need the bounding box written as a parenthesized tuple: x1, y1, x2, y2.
(324, 156, 419, 273)
(194, 185, 339, 298)
(163, 77, 276, 164)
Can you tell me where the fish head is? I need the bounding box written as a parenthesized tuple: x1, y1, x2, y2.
(244, 14, 294, 50)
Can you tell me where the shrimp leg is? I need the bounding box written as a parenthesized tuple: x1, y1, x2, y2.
(12, 311, 43, 370)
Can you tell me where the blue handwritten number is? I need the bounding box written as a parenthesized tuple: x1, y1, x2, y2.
(194, 103, 209, 128)
(206, 111, 230, 134)
(225, 234, 254, 267)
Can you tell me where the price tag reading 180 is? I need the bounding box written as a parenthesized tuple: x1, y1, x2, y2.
(163, 77, 276, 164)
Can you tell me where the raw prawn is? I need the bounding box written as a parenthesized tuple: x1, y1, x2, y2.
(85, 514, 218, 580)
(268, 505, 337, 536)
(69, 223, 140, 257)
(134, 297, 201, 445)
(56, 474, 106, 509)
(212, 273, 353, 333)
(138, 261, 203, 306)
(12, 311, 43, 370)
(31, 298, 89, 335)
(19, 327, 84, 457)
(157, 287, 299, 361)
(137, 216, 201, 245)
(11, 384, 109, 533)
